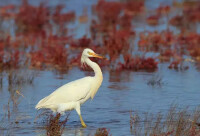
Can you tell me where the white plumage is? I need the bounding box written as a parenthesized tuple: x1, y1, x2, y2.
(35, 48, 105, 127)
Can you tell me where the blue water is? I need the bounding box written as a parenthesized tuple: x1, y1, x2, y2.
(0, 62, 200, 135)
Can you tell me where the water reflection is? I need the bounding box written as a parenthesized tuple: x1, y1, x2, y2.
(109, 70, 132, 83)
(108, 83, 129, 91)
(108, 70, 132, 91)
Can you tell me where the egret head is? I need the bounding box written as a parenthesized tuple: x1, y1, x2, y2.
(81, 48, 105, 65)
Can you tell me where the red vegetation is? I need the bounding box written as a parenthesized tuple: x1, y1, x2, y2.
(92, 0, 143, 33)
(124, 0, 144, 16)
(15, 1, 50, 34)
(53, 6, 75, 25)
(189, 125, 200, 136)
(0, 0, 76, 72)
(159, 49, 173, 62)
(118, 54, 158, 71)
(91, 0, 137, 65)
(103, 29, 134, 61)
(169, 15, 184, 27)
(168, 61, 180, 70)
(0, 38, 23, 70)
(168, 60, 189, 71)
(45, 113, 68, 136)
(69, 53, 82, 67)
(0, 0, 199, 72)
(156, 5, 170, 15)
(183, 1, 200, 23)
(190, 48, 200, 61)
(93, 0, 123, 30)
(169, 1, 200, 28)
(0, 5, 16, 19)
(30, 45, 68, 71)
(138, 31, 174, 52)
(147, 15, 160, 26)
(95, 128, 110, 136)
(70, 35, 91, 49)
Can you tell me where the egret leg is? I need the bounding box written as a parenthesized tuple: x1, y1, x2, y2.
(79, 115, 87, 128)
(75, 102, 87, 128)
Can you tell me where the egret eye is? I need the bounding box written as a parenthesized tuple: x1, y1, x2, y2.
(88, 51, 92, 55)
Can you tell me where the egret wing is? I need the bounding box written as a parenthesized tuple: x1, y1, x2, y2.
(36, 77, 93, 109)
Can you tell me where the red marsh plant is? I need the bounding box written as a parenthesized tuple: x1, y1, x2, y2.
(93, 0, 123, 32)
(117, 54, 158, 72)
(0, 4, 16, 20)
(0, 0, 200, 73)
(0, 38, 24, 70)
(183, 1, 200, 23)
(146, 14, 161, 26)
(45, 113, 69, 136)
(119, 13, 133, 30)
(95, 128, 111, 136)
(29, 44, 68, 71)
(15, 0, 51, 34)
(52, 5, 75, 26)
(4, 51, 20, 70)
(91, 0, 137, 37)
(52, 5, 75, 36)
(159, 49, 173, 62)
(138, 31, 174, 52)
(169, 15, 185, 28)
(174, 32, 200, 62)
(28, 34, 70, 71)
(123, 0, 145, 16)
(169, 1, 200, 29)
(0, 0, 75, 72)
(156, 5, 170, 15)
(138, 31, 184, 65)
(69, 52, 82, 67)
(168, 60, 189, 71)
(70, 35, 92, 49)
(103, 29, 134, 62)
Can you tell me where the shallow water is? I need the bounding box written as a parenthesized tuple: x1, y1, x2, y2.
(0, 63, 200, 136)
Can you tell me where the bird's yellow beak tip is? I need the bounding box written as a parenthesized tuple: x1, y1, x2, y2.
(91, 53, 107, 60)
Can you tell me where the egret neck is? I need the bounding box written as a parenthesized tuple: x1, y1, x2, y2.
(85, 57, 103, 99)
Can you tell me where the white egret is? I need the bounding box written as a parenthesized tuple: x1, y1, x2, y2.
(35, 48, 106, 127)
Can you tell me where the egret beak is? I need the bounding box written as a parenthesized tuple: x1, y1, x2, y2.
(90, 52, 107, 60)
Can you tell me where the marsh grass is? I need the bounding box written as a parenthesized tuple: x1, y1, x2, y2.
(95, 128, 111, 136)
(130, 105, 200, 136)
(7, 70, 35, 86)
(45, 113, 69, 136)
(147, 74, 164, 87)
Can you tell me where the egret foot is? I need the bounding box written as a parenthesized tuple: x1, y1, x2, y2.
(79, 115, 87, 128)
